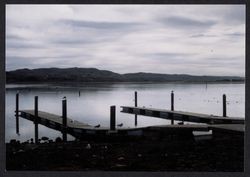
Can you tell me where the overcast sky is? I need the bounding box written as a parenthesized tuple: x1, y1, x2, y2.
(6, 5, 245, 76)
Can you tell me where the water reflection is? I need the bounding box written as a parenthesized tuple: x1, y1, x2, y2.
(5, 83, 245, 142)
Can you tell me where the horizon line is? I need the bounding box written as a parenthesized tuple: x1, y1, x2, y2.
(6, 67, 245, 78)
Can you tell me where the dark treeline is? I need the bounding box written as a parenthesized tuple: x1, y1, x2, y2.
(6, 67, 245, 83)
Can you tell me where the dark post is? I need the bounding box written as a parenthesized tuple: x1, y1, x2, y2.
(62, 98, 67, 141)
(110, 106, 116, 131)
(223, 94, 227, 117)
(34, 96, 39, 144)
(135, 91, 138, 126)
(15, 93, 19, 135)
(171, 91, 174, 125)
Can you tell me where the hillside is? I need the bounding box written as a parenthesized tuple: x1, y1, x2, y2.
(6, 68, 245, 83)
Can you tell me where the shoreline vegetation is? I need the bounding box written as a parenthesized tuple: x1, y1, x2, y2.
(6, 67, 245, 83)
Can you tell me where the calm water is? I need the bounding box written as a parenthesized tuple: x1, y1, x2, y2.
(5, 83, 245, 142)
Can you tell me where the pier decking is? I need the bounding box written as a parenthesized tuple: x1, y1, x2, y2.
(120, 106, 245, 124)
(19, 110, 110, 138)
(19, 108, 244, 140)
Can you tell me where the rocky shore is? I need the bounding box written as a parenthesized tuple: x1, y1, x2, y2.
(6, 133, 244, 171)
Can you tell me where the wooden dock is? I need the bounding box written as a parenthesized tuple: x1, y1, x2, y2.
(19, 110, 110, 139)
(120, 106, 245, 125)
(15, 92, 244, 142)
(18, 108, 244, 140)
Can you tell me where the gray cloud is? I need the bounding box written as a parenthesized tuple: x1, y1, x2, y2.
(159, 16, 216, 29)
(145, 52, 196, 59)
(225, 32, 245, 37)
(59, 19, 141, 30)
(7, 54, 84, 60)
(223, 6, 245, 25)
(6, 5, 245, 76)
(6, 42, 41, 49)
(6, 54, 89, 71)
(50, 38, 94, 45)
(6, 34, 24, 40)
(190, 34, 217, 38)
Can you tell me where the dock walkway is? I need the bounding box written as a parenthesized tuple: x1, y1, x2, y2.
(19, 108, 244, 139)
(121, 106, 244, 124)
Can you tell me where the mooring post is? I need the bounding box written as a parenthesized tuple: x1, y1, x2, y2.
(34, 96, 39, 144)
(135, 91, 138, 126)
(15, 93, 19, 135)
(223, 94, 227, 117)
(110, 106, 116, 131)
(171, 91, 174, 125)
(62, 97, 67, 141)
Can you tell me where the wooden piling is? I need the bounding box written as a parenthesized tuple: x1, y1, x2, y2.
(110, 106, 116, 131)
(15, 93, 19, 135)
(135, 91, 138, 126)
(34, 96, 39, 144)
(62, 98, 67, 141)
(171, 91, 174, 125)
(223, 94, 227, 117)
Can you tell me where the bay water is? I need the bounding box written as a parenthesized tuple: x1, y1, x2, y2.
(5, 82, 245, 142)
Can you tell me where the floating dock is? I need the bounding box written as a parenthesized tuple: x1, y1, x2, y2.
(19, 109, 212, 138)
(15, 92, 245, 143)
(18, 107, 244, 140)
(120, 106, 244, 124)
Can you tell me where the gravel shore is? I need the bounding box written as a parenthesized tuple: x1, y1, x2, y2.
(6, 133, 244, 171)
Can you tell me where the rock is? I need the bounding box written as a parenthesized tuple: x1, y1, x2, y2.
(55, 137, 62, 143)
(86, 144, 91, 149)
(115, 164, 127, 167)
(118, 157, 125, 161)
(41, 136, 49, 141)
(9, 139, 17, 144)
(24, 144, 38, 151)
(18, 149, 24, 153)
(75, 154, 79, 158)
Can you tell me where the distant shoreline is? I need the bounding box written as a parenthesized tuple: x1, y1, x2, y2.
(6, 67, 245, 84)
(6, 80, 245, 84)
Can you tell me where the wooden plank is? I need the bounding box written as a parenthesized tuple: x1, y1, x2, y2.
(209, 124, 245, 133)
(20, 110, 93, 129)
(147, 124, 210, 132)
(121, 106, 244, 124)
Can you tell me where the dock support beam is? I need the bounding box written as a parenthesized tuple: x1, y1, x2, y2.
(34, 96, 39, 144)
(171, 91, 174, 125)
(15, 93, 19, 135)
(135, 91, 138, 126)
(110, 106, 116, 131)
(223, 94, 227, 117)
(62, 97, 67, 142)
